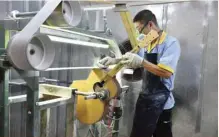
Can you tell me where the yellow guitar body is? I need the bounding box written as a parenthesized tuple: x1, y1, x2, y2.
(70, 69, 121, 125)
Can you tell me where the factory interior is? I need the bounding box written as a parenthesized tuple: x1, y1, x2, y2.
(0, 0, 218, 137)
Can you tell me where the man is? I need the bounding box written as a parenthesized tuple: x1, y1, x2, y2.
(97, 10, 180, 137)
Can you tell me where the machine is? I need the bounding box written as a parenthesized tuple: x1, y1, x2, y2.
(0, 0, 159, 137)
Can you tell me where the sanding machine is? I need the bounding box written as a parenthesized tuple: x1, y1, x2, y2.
(0, 1, 159, 137)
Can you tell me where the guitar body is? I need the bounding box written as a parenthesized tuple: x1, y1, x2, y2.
(70, 68, 121, 125)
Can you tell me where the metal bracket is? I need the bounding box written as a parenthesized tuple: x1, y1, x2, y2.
(0, 54, 12, 69)
(114, 4, 128, 12)
(0, 18, 31, 31)
(39, 84, 77, 98)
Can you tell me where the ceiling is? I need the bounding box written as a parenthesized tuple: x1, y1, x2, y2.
(81, 0, 192, 10)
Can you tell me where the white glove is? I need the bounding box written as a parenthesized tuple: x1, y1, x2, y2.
(121, 52, 144, 68)
(96, 56, 120, 68)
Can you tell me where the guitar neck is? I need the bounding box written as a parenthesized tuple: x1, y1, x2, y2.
(100, 30, 159, 83)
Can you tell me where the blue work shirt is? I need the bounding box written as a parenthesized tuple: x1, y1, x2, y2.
(138, 31, 181, 110)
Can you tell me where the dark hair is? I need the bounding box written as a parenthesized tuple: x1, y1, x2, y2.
(133, 10, 158, 26)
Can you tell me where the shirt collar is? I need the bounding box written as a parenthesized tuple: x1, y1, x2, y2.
(147, 31, 167, 53)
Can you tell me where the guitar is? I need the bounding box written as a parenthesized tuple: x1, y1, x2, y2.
(70, 30, 159, 125)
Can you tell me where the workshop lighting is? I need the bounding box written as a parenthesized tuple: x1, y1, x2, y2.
(48, 35, 109, 49)
(83, 5, 115, 11)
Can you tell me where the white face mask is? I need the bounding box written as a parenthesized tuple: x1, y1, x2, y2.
(135, 29, 145, 46)
(135, 23, 151, 48)
(137, 33, 146, 41)
(137, 33, 148, 48)
(135, 25, 147, 41)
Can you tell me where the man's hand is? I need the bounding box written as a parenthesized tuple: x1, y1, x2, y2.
(121, 52, 144, 68)
(96, 56, 120, 68)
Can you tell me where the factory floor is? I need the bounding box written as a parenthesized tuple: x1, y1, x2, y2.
(172, 106, 201, 137)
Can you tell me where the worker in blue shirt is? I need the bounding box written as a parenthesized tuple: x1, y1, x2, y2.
(97, 9, 181, 137)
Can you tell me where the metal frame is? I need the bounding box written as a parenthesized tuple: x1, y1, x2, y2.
(17, 71, 40, 137)
(0, 69, 9, 137)
(7, 80, 76, 137)
(0, 28, 10, 137)
(85, 0, 191, 7)
(0, 9, 79, 137)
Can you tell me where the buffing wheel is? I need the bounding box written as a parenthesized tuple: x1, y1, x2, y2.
(7, 34, 55, 71)
(70, 69, 121, 125)
(45, 0, 82, 27)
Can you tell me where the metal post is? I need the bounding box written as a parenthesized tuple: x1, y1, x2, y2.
(40, 109, 48, 137)
(20, 85, 27, 137)
(65, 102, 75, 137)
(17, 70, 40, 137)
(0, 28, 10, 137)
(65, 91, 76, 137)
(15, 11, 38, 18)
(112, 97, 122, 137)
(0, 68, 9, 137)
(112, 86, 128, 137)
